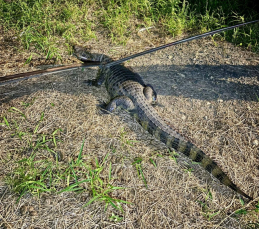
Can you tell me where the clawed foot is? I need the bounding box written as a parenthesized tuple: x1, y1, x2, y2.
(97, 101, 110, 114)
(83, 79, 100, 86)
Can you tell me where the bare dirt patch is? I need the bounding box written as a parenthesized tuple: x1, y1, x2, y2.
(0, 37, 259, 228)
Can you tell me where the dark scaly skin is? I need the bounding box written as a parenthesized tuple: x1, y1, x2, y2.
(77, 49, 253, 201)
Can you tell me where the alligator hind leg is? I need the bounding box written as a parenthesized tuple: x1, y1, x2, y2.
(143, 84, 157, 104)
(106, 96, 135, 112)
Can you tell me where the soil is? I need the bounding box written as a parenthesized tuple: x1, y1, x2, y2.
(0, 30, 259, 228)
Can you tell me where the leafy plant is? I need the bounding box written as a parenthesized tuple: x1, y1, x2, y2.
(0, 117, 10, 129)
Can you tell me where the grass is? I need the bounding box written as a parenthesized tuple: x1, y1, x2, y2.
(0, 0, 258, 62)
(1, 108, 130, 212)
(132, 157, 148, 188)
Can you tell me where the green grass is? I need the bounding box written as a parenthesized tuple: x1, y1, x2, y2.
(1, 108, 130, 211)
(0, 0, 258, 62)
(132, 157, 148, 188)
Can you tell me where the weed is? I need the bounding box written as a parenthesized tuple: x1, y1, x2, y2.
(120, 127, 138, 148)
(4, 112, 63, 201)
(184, 167, 194, 175)
(197, 190, 220, 221)
(149, 158, 157, 167)
(234, 201, 259, 217)
(58, 139, 88, 194)
(25, 53, 33, 64)
(4, 107, 62, 154)
(0, 116, 10, 129)
(2, 109, 62, 199)
(9, 107, 26, 119)
(132, 157, 148, 188)
(2, 107, 131, 211)
(6, 154, 55, 202)
(169, 150, 179, 163)
(21, 98, 36, 107)
(235, 209, 248, 215)
(33, 112, 44, 134)
(58, 141, 131, 211)
(4, 116, 130, 211)
(83, 153, 131, 211)
(21, 102, 30, 107)
(109, 213, 123, 222)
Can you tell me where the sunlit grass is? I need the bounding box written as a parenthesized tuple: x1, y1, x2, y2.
(0, 0, 258, 61)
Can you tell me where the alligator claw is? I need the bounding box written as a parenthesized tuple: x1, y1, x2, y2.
(97, 101, 110, 114)
(83, 79, 100, 87)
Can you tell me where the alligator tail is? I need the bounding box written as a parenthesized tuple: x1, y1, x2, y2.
(134, 100, 253, 200)
(165, 136, 253, 200)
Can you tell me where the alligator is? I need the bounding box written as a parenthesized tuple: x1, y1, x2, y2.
(74, 47, 253, 201)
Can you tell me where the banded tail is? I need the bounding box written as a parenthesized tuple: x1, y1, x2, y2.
(133, 96, 253, 200)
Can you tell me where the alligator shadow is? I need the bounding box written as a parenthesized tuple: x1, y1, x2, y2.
(1, 64, 259, 104)
(136, 64, 259, 102)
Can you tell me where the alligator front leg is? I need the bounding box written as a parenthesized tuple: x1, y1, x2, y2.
(106, 96, 135, 112)
(85, 68, 106, 86)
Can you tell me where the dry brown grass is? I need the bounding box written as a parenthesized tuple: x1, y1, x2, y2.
(0, 39, 259, 228)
